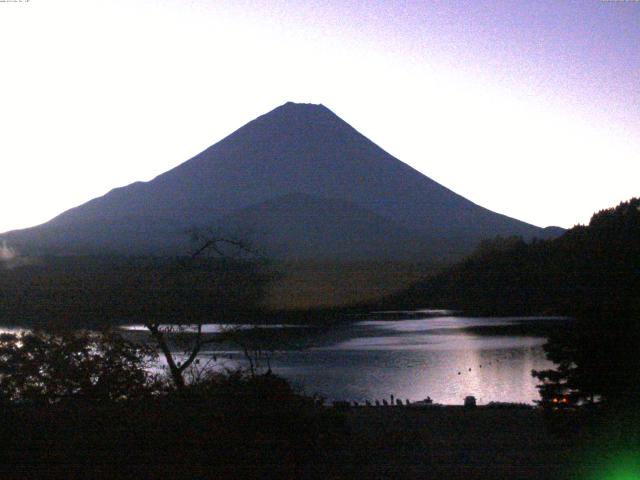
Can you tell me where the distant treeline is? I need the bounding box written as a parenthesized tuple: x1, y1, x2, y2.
(0, 256, 271, 327)
(389, 197, 640, 318)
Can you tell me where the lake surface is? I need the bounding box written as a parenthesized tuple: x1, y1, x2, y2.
(127, 312, 565, 406)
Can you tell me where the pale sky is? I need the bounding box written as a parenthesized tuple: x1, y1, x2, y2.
(1, 0, 638, 233)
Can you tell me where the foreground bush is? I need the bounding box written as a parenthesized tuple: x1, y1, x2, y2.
(0, 329, 158, 403)
(0, 370, 345, 477)
(0, 331, 344, 476)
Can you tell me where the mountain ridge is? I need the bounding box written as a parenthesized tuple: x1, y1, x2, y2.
(2, 102, 562, 260)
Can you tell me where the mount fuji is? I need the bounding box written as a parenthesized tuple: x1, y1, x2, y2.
(2, 102, 561, 261)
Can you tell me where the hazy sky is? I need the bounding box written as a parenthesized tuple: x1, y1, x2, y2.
(1, 0, 638, 232)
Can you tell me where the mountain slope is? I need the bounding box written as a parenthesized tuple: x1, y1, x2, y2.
(2, 102, 560, 259)
(214, 192, 445, 261)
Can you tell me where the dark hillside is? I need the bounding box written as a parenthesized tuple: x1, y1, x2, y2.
(391, 198, 640, 317)
(0, 256, 269, 327)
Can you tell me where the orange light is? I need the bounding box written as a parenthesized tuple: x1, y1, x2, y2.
(552, 397, 558, 403)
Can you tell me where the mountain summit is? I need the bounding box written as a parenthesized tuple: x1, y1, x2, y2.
(2, 102, 560, 260)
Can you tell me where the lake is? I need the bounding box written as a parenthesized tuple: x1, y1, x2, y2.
(124, 311, 566, 406)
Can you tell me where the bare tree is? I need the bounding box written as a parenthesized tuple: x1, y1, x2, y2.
(217, 325, 277, 377)
(143, 235, 261, 391)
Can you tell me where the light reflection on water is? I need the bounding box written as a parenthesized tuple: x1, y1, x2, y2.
(273, 338, 549, 406)
(142, 315, 563, 406)
(121, 323, 306, 333)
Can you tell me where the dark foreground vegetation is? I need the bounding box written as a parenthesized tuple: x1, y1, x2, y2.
(0, 380, 342, 478)
(0, 329, 344, 478)
(0, 398, 576, 479)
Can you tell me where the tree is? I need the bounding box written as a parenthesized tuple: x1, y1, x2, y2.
(216, 325, 278, 377)
(0, 329, 157, 403)
(143, 235, 269, 391)
(531, 198, 640, 410)
(532, 311, 640, 409)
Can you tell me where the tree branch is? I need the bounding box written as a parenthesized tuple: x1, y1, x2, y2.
(176, 324, 202, 374)
(190, 236, 254, 260)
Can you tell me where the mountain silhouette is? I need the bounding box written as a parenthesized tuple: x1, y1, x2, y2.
(2, 102, 561, 260)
